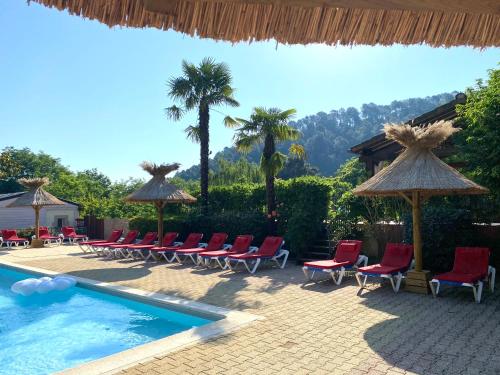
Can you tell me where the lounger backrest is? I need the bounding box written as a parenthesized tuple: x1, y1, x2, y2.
(180, 233, 203, 249)
(162, 232, 179, 246)
(334, 241, 362, 264)
(1, 229, 17, 239)
(453, 247, 490, 276)
(62, 226, 77, 237)
(256, 236, 284, 257)
(139, 232, 157, 245)
(106, 229, 123, 243)
(38, 227, 50, 237)
(230, 235, 254, 254)
(205, 233, 229, 251)
(122, 230, 139, 244)
(381, 243, 414, 268)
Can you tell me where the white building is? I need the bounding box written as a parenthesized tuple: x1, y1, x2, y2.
(0, 192, 80, 229)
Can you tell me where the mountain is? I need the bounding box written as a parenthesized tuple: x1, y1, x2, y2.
(177, 92, 456, 179)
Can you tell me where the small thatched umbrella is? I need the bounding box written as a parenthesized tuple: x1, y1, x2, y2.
(125, 162, 196, 246)
(353, 121, 488, 291)
(7, 178, 65, 248)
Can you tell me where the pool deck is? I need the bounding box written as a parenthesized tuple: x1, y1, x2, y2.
(2, 245, 499, 375)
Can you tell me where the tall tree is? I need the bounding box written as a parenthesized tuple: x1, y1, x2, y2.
(225, 108, 304, 233)
(165, 58, 239, 212)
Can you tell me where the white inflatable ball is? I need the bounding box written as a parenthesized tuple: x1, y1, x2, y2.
(36, 278, 56, 294)
(11, 278, 42, 296)
(52, 277, 75, 291)
(54, 276, 76, 287)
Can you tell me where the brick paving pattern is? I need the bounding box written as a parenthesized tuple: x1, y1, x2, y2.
(2, 246, 499, 375)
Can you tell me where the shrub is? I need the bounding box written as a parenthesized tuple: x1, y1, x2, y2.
(404, 206, 476, 272)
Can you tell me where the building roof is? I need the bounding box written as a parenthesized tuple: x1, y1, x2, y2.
(351, 93, 467, 156)
(30, 1, 500, 48)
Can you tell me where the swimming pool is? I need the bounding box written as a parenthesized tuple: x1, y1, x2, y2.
(0, 266, 216, 375)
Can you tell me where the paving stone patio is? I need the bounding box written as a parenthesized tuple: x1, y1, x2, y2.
(2, 245, 499, 375)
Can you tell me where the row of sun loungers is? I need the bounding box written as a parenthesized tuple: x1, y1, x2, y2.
(0, 227, 89, 249)
(81, 230, 289, 274)
(3, 226, 495, 302)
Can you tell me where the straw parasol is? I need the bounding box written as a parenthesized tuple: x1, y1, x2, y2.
(29, 0, 499, 48)
(353, 121, 488, 290)
(7, 178, 65, 247)
(125, 162, 196, 246)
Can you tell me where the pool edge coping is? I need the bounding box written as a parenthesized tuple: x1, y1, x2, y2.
(0, 260, 263, 375)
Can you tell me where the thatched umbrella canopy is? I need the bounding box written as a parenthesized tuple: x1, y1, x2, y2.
(353, 121, 488, 275)
(7, 178, 65, 243)
(29, 0, 499, 48)
(125, 162, 196, 246)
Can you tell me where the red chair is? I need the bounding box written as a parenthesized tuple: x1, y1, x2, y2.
(226, 236, 288, 274)
(303, 240, 366, 285)
(107, 232, 157, 259)
(0, 229, 29, 249)
(198, 235, 254, 269)
(129, 232, 179, 261)
(173, 232, 229, 264)
(430, 247, 496, 303)
(61, 226, 88, 245)
(91, 230, 139, 256)
(152, 233, 204, 263)
(36, 226, 62, 247)
(78, 229, 123, 253)
(356, 243, 414, 293)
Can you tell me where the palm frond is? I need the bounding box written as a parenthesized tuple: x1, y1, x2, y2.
(224, 116, 240, 128)
(288, 143, 306, 159)
(165, 105, 185, 121)
(184, 125, 201, 143)
(167, 77, 192, 100)
(235, 133, 262, 153)
(260, 152, 287, 176)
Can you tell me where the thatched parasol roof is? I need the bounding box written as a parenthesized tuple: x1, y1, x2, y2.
(125, 162, 196, 203)
(29, 0, 499, 48)
(7, 178, 65, 207)
(353, 121, 489, 197)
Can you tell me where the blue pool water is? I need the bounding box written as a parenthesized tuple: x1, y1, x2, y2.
(0, 266, 215, 375)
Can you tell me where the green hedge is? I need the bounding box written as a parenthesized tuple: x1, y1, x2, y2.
(130, 176, 333, 258)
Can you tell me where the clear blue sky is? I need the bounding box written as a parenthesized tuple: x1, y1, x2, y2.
(1, 1, 498, 181)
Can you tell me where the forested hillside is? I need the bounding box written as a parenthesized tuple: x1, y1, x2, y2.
(178, 92, 455, 178)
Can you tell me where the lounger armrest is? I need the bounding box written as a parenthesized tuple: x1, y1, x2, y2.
(409, 259, 416, 270)
(275, 249, 289, 259)
(58, 234, 64, 239)
(248, 246, 259, 253)
(356, 255, 369, 267)
(223, 244, 232, 250)
(489, 266, 496, 292)
(199, 242, 208, 248)
(0, 236, 3, 243)
(173, 241, 183, 246)
(31, 235, 36, 240)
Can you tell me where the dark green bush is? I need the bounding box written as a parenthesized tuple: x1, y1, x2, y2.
(404, 206, 476, 272)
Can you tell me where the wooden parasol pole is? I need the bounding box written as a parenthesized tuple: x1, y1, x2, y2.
(34, 205, 40, 240)
(156, 201, 165, 247)
(411, 191, 423, 272)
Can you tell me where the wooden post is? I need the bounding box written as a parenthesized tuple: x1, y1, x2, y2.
(31, 205, 44, 248)
(157, 201, 164, 247)
(412, 191, 422, 272)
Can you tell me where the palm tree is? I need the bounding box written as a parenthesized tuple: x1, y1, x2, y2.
(166, 58, 239, 212)
(225, 107, 304, 233)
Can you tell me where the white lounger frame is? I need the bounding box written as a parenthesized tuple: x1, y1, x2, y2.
(225, 244, 290, 274)
(355, 259, 415, 293)
(429, 266, 496, 303)
(156, 242, 187, 263)
(303, 255, 368, 285)
(33, 234, 62, 247)
(172, 243, 210, 264)
(61, 234, 89, 245)
(197, 244, 251, 269)
(0, 236, 29, 249)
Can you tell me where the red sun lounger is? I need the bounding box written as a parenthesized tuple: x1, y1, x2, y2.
(198, 235, 254, 269)
(429, 247, 496, 303)
(153, 233, 204, 263)
(0, 229, 29, 249)
(91, 230, 139, 256)
(303, 240, 367, 285)
(34, 226, 62, 247)
(129, 232, 179, 261)
(60, 226, 88, 245)
(226, 236, 288, 274)
(78, 229, 123, 253)
(173, 232, 228, 265)
(107, 232, 157, 259)
(356, 243, 414, 293)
